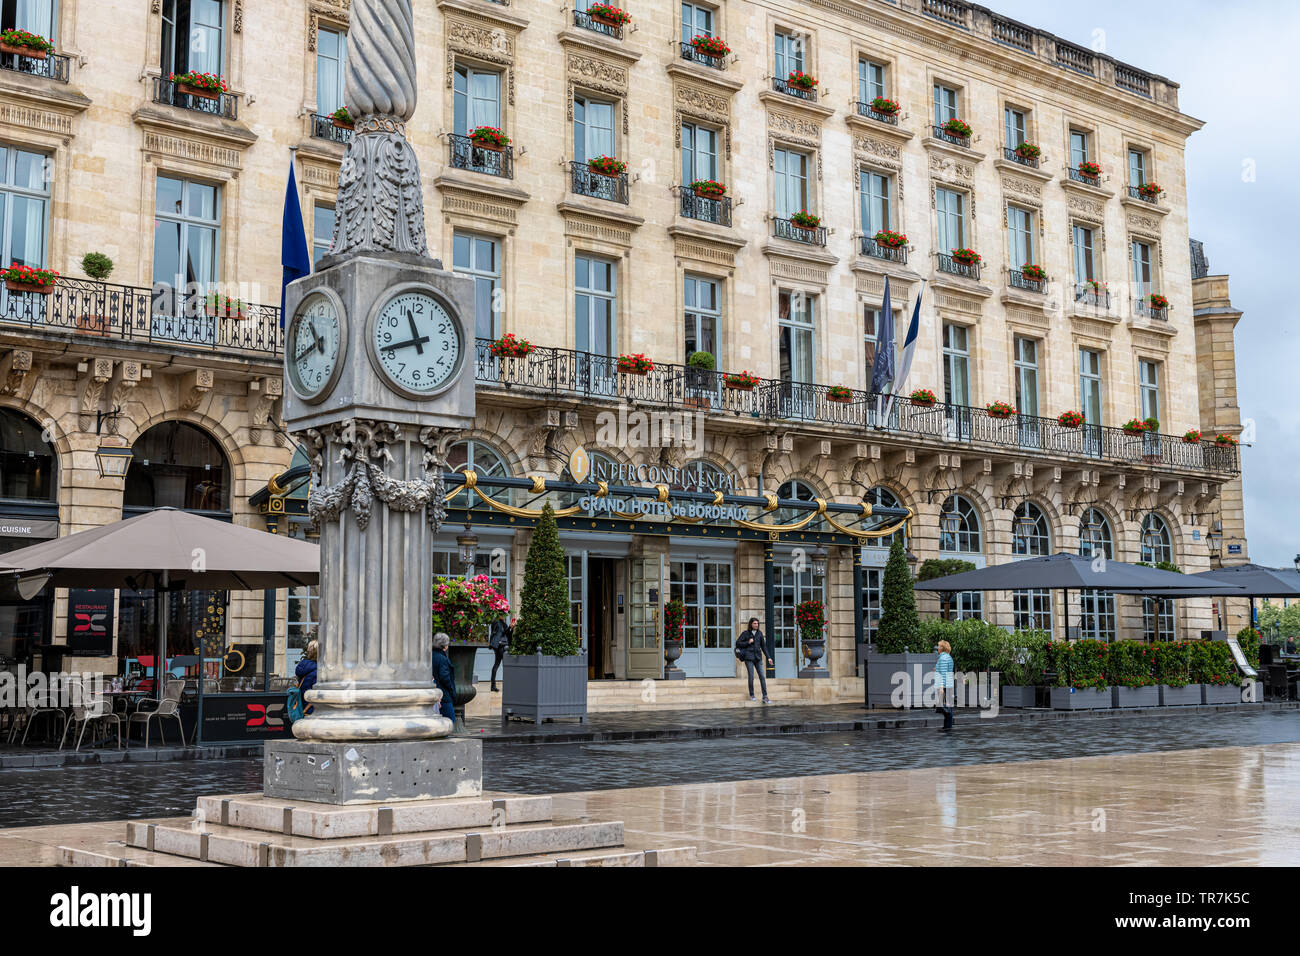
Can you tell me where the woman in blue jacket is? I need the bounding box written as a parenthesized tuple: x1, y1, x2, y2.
(431, 632, 457, 724)
(295, 640, 318, 715)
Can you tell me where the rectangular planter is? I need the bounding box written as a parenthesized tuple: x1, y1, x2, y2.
(1159, 684, 1202, 706)
(1000, 685, 1038, 709)
(1112, 685, 1160, 708)
(1201, 683, 1241, 705)
(1050, 686, 1113, 710)
(501, 652, 587, 725)
(864, 651, 938, 709)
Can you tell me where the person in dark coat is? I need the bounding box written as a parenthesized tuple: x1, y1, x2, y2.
(431, 632, 457, 723)
(735, 617, 770, 704)
(294, 640, 318, 716)
(489, 613, 513, 693)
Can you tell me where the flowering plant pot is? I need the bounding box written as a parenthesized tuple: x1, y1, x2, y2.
(869, 96, 900, 115)
(910, 388, 937, 407)
(941, 118, 972, 139)
(1145, 293, 1169, 310)
(986, 401, 1016, 419)
(1078, 161, 1103, 178)
(470, 126, 511, 150)
(789, 210, 821, 229)
(1015, 142, 1042, 159)
(1058, 410, 1085, 428)
(490, 333, 533, 359)
(1122, 419, 1151, 436)
(786, 70, 818, 90)
(1, 264, 57, 294)
(1214, 434, 1238, 447)
(689, 179, 726, 198)
(617, 353, 654, 374)
(0, 29, 52, 58)
(826, 385, 853, 403)
(587, 155, 627, 177)
(1137, 182, 1164, 199)
(1020, 264, 1047, 283)
(171, 71, 226, 99)
(689, 35, 730, 58)
(950, 248, 981, 265)
(587, 2, 632, 26)
(204, 294, 245, 319)
(1182, 430, 1202, 444)
(873, 229, 908, 248)
(724, 371, 759, 390)
(330, 107, 354, 130)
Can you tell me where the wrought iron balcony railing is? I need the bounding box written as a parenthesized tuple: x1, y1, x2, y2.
(1008, 270, 1045, 293)
(0, 278, 282, 358)
(311, 113, 353, 144)
(773, 217, 826, 246)
(153, 76, 239, 119)
(1068, 167, 1101, 187)
(937, 253, 980, 280)
(680, 41, 727, 70)
(473, 339, 1239, 475)
(854, 101, 899, 125)
(1003, 146, 1039, 168)
(931, 124, 970, 148)
(449, 133, 514, 179)
(1074, 283, 1111, 308)
(0, 48, 69, 82)
(678, 187, 732, 227)
(860, 236, 907, 264)
(771, 77, 818, 102)
(1135, 298, 1170, 321)
(574, 8, 623, 40)
(1128, 185, 1161, 204)
(571, 161, 629, 204)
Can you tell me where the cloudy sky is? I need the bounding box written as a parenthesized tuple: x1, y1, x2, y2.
(993, 0, 1299, 569)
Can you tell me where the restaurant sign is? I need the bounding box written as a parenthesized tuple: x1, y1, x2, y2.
(200, 693, 295, 743)
(67, 589, 114, 655)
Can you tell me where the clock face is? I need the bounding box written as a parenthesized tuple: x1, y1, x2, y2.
(288, 292, 344, 402)
(371, 289, 462, 396)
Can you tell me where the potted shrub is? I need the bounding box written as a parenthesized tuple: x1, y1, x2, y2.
(689, 35, 730, 58)
(826, 384, 853, 404)
(723, 370, 759, 391)
(1145, 293, 1170, 311)
(940, 118, 972, 140)
(1214, 433, 1238, 447)
(986, 400, 1016, 420)
(171, 71, 226, 100)
(663, 598, 686, 679)
(0, 29, 53, 58)
(1020, 263, 1047, 283)
(797, 598, 828, 676)
(685, 350, 715, 408)
(689, 179, 726, 199)
(865, 537, 936, 708)
(77, 253, 114, 335)
(873, 229, 908, 249)
(786, 70, 818, 91)
(996, 628, 1051, 709)
(330, 106, 354, 130)
(1155, 641, 1199, 705)
(1, 263, 58, 295)
(1190, 639, 1241, 705)
(1058, 410, 1085, 429)
(470, 126, 510, 151)
(789, 210, 821, 231)
(1110, 640, 1159, 707)
(490, 332, 533, 358)
(870, 96, 900, 115)
(1122, 418, 1151, 437)
(503, 502, 587, 724)
(587, 155, 627, 177)
(587, 2, 632, 27)
(909, 388, 937, 407)
(1077, 161, 1102, 179)
(1137, 182, 1164, 200)
(616, 352, 654, 375)
(950, 247, 981, 267)
(1182, 430, 1202, 444)
(1050, 638, 1113, 709)
(1014, 141, 1041, 160)
(431, 575, 509, 727)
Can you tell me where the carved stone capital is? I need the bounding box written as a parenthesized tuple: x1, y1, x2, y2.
(0, 349, 32, 397)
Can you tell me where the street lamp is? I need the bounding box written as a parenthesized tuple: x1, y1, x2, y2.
(93, 407, 132, 479)
(456, 520, 479, 568)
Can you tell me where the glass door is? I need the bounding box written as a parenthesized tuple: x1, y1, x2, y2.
(773, 559, 824, 678)
(670, 558, 735, 677)
(1014, 336, 1041, 449)
(777, 290, 815, 419)
(627, 553, 663, 679)
(1079, 348, 1103, 457)
(942, 323, 971, 439)
(575, 254, 617, 397)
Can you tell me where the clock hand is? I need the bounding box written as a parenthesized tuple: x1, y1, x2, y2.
(308, 318, 325, 354)
(381, 334, 432, 353)
(405, 309, 426, 355)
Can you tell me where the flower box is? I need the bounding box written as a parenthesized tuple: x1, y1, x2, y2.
(490, 333, 533, 359)
(0, 41, 44, 59)
(1001, 685, 1038, 708)
(724, 373, 758, 391)
(1182, 431, 1202, 444)
(786, 71, 818, 90)
(1202, 683, 1241, 705)
(873, 230, 908, 248)
(470, 126, 510, 152)
(986, 401, 1016, 420)
(332, 117, 354, 131)
(1112, 685, 1159, 708)
(178, 82, 220, 101)
(501, 652, 588, 725)
(689, 36, 730, 58)
(826, 386, 853, 404)
(587, 156, 627, 178)
(204, 305, 245, 319)
(330, 107, 354, 130)
(864, 650, 938, 709)
(941, 119, 972, 139)
(1058, 411, 1085, 428)
(4, 280, 51, 295)
(910, 389, 937, 408)
(1050, 686, 1112, 710)
(870, 97, 900, 115)
(1078, 162, 1103, 178)
(1159, 684, 1201, 706)
(1015, 142, 1041, 159)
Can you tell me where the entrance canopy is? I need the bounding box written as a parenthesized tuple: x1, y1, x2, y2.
(913, 552, 1246, 596)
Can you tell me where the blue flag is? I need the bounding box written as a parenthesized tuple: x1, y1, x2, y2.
(280, 160, 311, 328)
(870, 276, 895, 396)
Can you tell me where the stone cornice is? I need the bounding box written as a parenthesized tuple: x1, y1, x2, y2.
(1120, 194, 1171, 219)
(132, 104, 258, 166)
(666, 220, 748, 253)
(920, 136, 986, 165)
(556, 27, 642, 67)
(758, 89, 835, 120)
(992, 157, 1052, 184)
(664, 60, 744, 93)
(435, 0, 529, 31)
(434, 169, 531, 207)
(844, 111, 914, 144)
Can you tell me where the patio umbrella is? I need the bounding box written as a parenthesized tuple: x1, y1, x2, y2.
(913, 552, 1245, 596)
(1185, 564, 1300, 598)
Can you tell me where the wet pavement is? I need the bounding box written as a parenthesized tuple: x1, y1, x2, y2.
(2, 708, 1298, 830)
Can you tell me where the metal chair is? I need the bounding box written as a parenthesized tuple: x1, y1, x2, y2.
(19, 691, 69, 746)
(126, 679, 186, 747)
(61, 688, 122, 751)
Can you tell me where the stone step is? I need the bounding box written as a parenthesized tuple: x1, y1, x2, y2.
(193, 792, 551, 839)
(125, 818, 624, 867)
(469, 846, 698, 867)
(57, 845, 220, 868)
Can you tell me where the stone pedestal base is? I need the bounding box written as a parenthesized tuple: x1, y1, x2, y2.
(798, 665, 829, 679)
(264, 738, 482, 805)
(663, 665, 686, 680)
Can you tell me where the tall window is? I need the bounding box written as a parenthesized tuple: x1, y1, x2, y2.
(683, 274, 719, 359)
(773, 148, 809, 219)
(778, 290, 814, 384)
(942, 323, 970, 407)
(1012, 501, 1052, 631)
(861, 486, 904, 644)
(1079, 349, 1103, 424)
(315, 27, 347, 116)
(1128, 147, 1147, 188)
(152, 174, 219, 295)
(680, 1, 714, 42)
(575, 254, 616, 357)
(1013, 337, 1039, 419)
(452, 232, 501, 341)
(573, 94, 615, 163)
(859, 59, 886, 102)
(1072, 225, 1095, 283)
(1069, 128, 1090, 168)
(935, 187, 965, 251)
(454, 64, 501, 136)
(0, 145, 49, 272)
(1008, 205, 1034, 266)
(1139, 359, 1160, 422)
(1003, 106, 1027, 148)
(864, 306, 898, 384)
(933, 84, 959, 124)
(161, 0, 223, 77)
(1078, 508, 1116, 641)
(774, 30, 803, 78)
(1131, 240, 1154, 297)
(311, 203, 334, 267)
(940, 494, 982, 620)
(681, 122, 718, 184)
(124, 421, 230, 513)
(3, 0, 56, 39)
(859, 169, 891, 234)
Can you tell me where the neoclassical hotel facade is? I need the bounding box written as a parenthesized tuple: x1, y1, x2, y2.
(0, 0, 1250, 699)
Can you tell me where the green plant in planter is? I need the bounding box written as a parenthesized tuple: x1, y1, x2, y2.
(875, 536, 920, 653)
(80, 252, 114, 281)
(687, 350, 715, 370)
(1137, 560, 1183, 574)
(1054, 639, 1110, 689)
(1154, 641, 1192, 688)
(949, 618, 1006, 671)
(993, 629, 1051, 686)
(663, 598, 686, 642)
(510, 502, 581, 657)
(1188, 639, 1240, 687)
(1108, 640, 1157, 688)
(1235, 626, 1262, 670)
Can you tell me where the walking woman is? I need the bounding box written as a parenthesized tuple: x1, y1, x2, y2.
(735, 617, 771, 704)
(936, 639, 955, 731)
(431, 633, 457, 724)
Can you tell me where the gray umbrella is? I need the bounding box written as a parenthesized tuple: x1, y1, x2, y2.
(913, 552, 1245, 595)
(1185, 564, 1300, 598)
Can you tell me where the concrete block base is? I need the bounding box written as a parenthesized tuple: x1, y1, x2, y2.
(263, 737, 482, 805)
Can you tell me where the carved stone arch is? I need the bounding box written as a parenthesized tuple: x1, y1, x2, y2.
(122, 410, 245, 477)
(445, 427, 525, 478)
(0, 397, 71, 494)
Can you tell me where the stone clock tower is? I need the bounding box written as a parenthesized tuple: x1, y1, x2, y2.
(266, 0, 479, 803)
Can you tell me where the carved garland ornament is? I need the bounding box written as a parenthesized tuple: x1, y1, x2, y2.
(675, 85, 732, 158)
(445, 17, 517, 106)
(308, 0, 353, 52)
(567, 54, 630, 134)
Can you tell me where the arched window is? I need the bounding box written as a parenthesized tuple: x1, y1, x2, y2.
(447, 438, 511, 508)
(1140, 512, 1175, 640)
(0, 407, 56, 501)
(775, 479, 824, 529)
(939, 494, 981, 553)
(863, 486, 905, 549)
(1077, 508, 1116, 641)
(124, 421, 230, 513)
(1012, 501, 1053, 631)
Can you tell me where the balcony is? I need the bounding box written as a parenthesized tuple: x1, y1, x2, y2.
(860, 236, 907, 265)
(573, 8, 623, 40)
(1056, 40, 1096, 76)
(449, 134, 514, 179)
(922, 0, 971, 28)
(772, 217, 826, 246)
(473, 339, 1239, 476)
(1135, 298, 1170, 321)
(570, 161, 629, 204)
(853, 101, 899, 126)
(1074, 283, 1111, 308)
(153, 76, 238, 119)
(680, 41, 727, 71)
(1003, 146, 1039, 169)
(937, 253, 980, 281)
(771, 76, 817, 102)
(0, 48, 69, 82)
(1068, 167, 1101, 187)
(678, 187, 731, 227)
(1128, 185, 1160, 204)
(931, 124, 970, 148)
(990, 16, 1034, 53)
(1008, 270, 1045, 293)
(311, 113, 353, 145)
(0, 278, 282, 358)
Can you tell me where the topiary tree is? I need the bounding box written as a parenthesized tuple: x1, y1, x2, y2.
(875, 536, 921, 653)
(509, 502, 581, 657)
(81, 252, 114, 281)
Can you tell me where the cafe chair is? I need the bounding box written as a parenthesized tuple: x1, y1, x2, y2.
(127, 678, 186, 748)
(19, 695, 69, 747)
(61, 692, 122, 751)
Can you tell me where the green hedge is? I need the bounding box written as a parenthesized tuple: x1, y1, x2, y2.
(1154, 642, 1192, 688)
(1236, 626, 1262, 670)
(1189, 640, 1241, 686)
(1107, 640, 1158, 688)
(913, 619, 1051, 684)
(1052, 639, 1110, 690)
